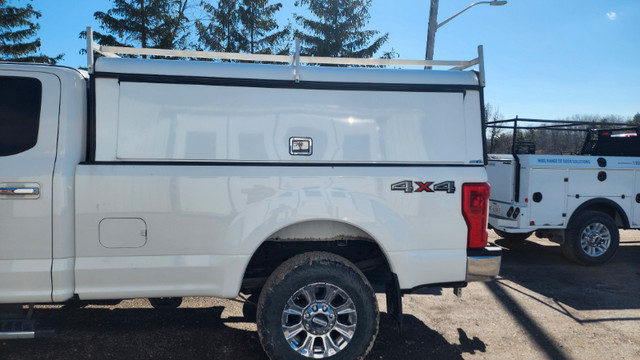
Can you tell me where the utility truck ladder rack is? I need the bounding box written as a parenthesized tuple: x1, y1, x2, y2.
(486, 117, 640, 155)
(85, 27, 486, 85)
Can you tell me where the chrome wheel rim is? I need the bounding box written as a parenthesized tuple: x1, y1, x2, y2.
(281, 282, 357, 358)
(579, 222, 611, 257)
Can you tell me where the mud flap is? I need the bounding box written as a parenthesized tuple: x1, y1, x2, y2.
(385, 273, 403, 328)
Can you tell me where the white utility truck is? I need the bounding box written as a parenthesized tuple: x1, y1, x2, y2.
(0, 28, 500, 359)
(487, 118, 640, 265)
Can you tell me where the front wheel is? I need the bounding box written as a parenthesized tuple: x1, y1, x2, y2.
(257, 252, 378, 360)
(562, 211, 619, 265)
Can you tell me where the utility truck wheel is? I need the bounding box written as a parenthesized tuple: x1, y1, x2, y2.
(494, 229, 533, 242)
(562, 211, 619, 265)
(148, 297, 182, 309)
(257, 252, 378, 360)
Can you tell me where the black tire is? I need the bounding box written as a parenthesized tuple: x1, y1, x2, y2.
(562, 211, 619, 265)
(257, 252, 378, 360)
(494, 229, 533, 242)
(148, 297, 182, 309)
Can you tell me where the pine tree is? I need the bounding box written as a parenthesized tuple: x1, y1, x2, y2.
(294, 0, 388, 58)
(196, 0, 289, 55)
(195, 0, 244, 53)
(153, 0, 191, 49)
(0, 0, 63, 64)
(238, 0, 289, 55)
(83, 0, 190, 50)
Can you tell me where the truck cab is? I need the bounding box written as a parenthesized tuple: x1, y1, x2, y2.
(0, 65, 87, 303)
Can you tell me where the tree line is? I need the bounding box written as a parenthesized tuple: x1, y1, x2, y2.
(486, 105, 640, 155)
(1, 0, 389, 64)
(3, 0, 637, 133)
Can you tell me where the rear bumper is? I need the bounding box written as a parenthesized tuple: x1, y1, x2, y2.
(466, 246, 502, 282)
(489, 200, 528, 231)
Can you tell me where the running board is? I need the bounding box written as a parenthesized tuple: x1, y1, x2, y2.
(0, 319, 55, 340)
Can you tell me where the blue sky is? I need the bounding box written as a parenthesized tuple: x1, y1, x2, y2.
(28, 0, 640, 120)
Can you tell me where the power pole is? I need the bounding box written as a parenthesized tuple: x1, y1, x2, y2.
(425, 0, 439, 61)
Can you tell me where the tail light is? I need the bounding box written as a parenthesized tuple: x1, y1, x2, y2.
(506, 206, 514, 218)
(462, 183, 490, 249)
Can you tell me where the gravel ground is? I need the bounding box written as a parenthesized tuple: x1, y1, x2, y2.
(2, 231, 639, 359)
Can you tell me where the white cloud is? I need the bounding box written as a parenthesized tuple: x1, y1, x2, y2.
(606, 12, 617, 21)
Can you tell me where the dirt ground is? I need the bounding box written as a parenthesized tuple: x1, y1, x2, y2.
(2, 231, 639, 360)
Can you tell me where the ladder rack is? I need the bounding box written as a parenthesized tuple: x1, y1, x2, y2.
(86, 27, 485, 85)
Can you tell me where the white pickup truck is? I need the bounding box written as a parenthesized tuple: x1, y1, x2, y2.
(487, 118, 640, 266)
(0, 29, 500, 359)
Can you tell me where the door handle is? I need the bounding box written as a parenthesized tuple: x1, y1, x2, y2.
(0, 187, 38, 195)
(0, 183, 40, 199)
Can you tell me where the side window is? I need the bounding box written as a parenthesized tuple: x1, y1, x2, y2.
(0, 76, 42, 156)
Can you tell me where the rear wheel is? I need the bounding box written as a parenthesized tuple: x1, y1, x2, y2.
(562, 211, 619, 265)
(257, 252, 378, 360)
(494, 229, 533, 242)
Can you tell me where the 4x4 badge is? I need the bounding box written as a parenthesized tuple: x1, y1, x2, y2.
(391, 180, 456, 194)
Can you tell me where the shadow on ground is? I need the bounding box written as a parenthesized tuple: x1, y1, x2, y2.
(0, 306, 266, 360)
(368, 313, 485, 359)
(0, 306, 484, 360)
(495, 237, 640, 311)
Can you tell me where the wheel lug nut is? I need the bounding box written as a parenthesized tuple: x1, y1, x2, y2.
(322, 305, 327, 311)
(312, 305, 317, 311)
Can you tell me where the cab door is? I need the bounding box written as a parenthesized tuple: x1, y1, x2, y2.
(0, 72, 60, 302)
